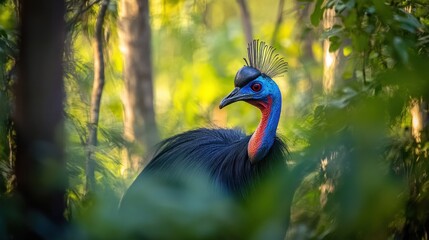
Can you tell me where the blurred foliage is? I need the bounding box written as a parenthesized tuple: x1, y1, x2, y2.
(0, 0, 429, 239)
(289, 0, 429, 239)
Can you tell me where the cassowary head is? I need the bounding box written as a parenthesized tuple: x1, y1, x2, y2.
(219, 40, 287, 110)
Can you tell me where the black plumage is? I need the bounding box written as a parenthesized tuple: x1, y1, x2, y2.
(122, 128, 288, 201)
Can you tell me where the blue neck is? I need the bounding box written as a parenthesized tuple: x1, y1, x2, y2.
(247, 93, 281, 163)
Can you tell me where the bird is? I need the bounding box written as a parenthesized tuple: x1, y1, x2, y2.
(119, 40, 290, 238)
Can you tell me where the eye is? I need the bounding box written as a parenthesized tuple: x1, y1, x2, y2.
(251, 83, 262, 92)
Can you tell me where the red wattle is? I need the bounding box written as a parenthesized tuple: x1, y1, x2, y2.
(247, 97, 272, 162)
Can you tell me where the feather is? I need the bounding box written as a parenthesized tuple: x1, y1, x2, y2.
(122, 128, 288, 201)
(244, 40, 288, 78)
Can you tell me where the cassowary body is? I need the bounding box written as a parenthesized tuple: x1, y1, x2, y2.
(126, 128, 287, 199)
(119, 40, 290, 238)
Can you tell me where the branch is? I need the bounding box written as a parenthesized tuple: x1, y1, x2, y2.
(236, 0, 253, 44)
(86, 0, 110, 194)
(271, 0, 285, 46)
(66, 0, 101, 32)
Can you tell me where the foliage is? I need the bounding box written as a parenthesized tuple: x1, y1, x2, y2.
(1, 0, 429, 238)
(289, 0, 429, 238)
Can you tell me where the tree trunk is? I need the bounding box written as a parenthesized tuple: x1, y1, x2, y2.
(14, 0, 66, 238)
(236, 0, 253, 44)
(320, 6, 346, 206)
(295, 1, 316, 108)
(298, 2, 315, 61)
(86, 0, 110, 194)
(119, 0, 159, 176)
(401, 4, 429, 238)
(322, 8, 343, 93)
(7, 120, 17, 193)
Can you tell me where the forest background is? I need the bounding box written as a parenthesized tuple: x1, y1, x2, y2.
(1, 0, 429, 239)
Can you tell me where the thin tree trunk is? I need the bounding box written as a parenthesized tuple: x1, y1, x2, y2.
(403, 4, 429, 237)
(298, 2, 315, 61)
(320, 5, 345, 206)
(404, 4, 428, 143)
(410, 99, 427, 143)
(7, 120, 17, 193)
(14, 0, 66, 238)
(86, 0, 110, 194)
(405, 97, 429, 240)
(271, 0, 285, 46)
(119, 0, 160, 176)
(295, 1, 315, 85)
(322, 8, 340, 94)
(236, 0, 253, 44)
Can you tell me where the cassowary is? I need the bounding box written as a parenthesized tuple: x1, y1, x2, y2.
(119, 40, 291, 238)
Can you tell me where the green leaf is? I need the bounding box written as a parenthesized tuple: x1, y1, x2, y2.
(321, 25, 343, 39)
(329, 36, 341, 52)
(394, 13, 423, 33)
(335, 0, 355, 13)
(393, 37, 409, 64)
(310, 0, 324, 27)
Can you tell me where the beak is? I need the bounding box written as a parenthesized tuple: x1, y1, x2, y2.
(219, 87, 251, 109)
